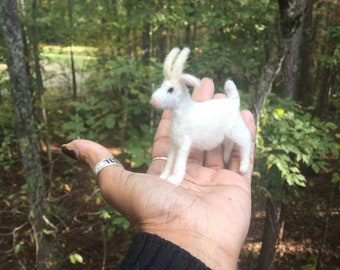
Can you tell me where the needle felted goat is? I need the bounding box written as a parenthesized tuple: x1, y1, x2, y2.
(150, 47, 252, 185)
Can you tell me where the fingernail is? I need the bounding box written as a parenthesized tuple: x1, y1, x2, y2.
(61, 144, 79, 160)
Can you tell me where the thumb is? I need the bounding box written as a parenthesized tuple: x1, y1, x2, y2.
(62, 139, 115, 170)
(61, 139, 133, 215)
(61, 139, 169, 224)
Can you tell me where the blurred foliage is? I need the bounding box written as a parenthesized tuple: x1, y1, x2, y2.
(62, 96, 116, 141)
(256, 94, 339, 203)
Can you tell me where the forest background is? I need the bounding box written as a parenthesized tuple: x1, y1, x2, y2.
(0, 0, 339, 269)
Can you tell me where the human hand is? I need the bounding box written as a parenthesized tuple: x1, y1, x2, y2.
(61, 78, 256, 270)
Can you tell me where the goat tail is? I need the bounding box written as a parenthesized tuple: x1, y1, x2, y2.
(224, 79, 240, 104)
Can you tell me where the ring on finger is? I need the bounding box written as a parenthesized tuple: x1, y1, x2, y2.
(152, 157, 168, 161)
(94, 157, 122, 176)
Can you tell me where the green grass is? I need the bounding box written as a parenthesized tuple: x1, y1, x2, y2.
(40, 45, 97, 70)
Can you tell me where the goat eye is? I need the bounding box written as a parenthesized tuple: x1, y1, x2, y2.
(167, 87, 174, 94)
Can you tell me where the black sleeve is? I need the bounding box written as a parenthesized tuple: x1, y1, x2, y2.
(119, 232, 211, 270)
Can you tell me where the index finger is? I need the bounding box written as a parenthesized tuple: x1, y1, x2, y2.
(150, 109, 171, 159)
(192, 77, 215, 101)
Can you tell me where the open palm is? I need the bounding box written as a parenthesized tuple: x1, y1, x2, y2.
(62, 78, 256, 269)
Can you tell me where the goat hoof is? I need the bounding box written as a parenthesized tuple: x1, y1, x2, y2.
(167, 175, 182, 185)
(240, 162, 249, 174)
(160, 172, 169, 179)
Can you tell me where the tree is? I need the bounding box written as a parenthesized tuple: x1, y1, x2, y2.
(0, 1, 57, 269)
(30, 0, 53, 189)
(314, 0, 339, 119)
(277, 0, 310, 99)
(255, 1, 311, 268)
(256, 1, 339, 269)
(67, 0, 77, 99)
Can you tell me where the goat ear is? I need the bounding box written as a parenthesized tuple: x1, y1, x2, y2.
(180, 74, 201, 88)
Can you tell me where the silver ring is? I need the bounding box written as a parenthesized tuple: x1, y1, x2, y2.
(94, 157, 121, 175)
(152, 157, 168, 161)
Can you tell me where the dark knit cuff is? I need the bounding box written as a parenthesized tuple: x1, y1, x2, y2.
(119, 232, 211, 270)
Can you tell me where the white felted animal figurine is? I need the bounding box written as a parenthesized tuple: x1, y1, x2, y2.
(150, 47, 252, 185)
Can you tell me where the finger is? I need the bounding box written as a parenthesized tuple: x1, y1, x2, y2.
(61, 139, 174, 224)
(151, 109, 171, 157)
(62, 139, 114, 170)
(192, 77, 214, 101)
(228, 110, 256, 183)
(204, 145, 225, 169)
(148, 110, 171, 175)
(61, 138, 126, 197)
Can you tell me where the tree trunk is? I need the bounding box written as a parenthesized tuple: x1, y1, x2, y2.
(68, 0, 77, 99)
(315, 62, 336, 119)
(315, 182, 337, 270)
(257, 200, 283, 270)
(31, 0, 53, 191)
(277, 0, 309, 99)
(314, 1, 339, 120)
(295, 0, 315, 105)
(250, 43, 285, 270)
(251, 45, 285, 120)
(253, 1, 311, 269)
(142, 22, 151, 64)
(0, 1, 58, 269)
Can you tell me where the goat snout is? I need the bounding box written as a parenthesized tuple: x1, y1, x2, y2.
(149, 96, 158, 107)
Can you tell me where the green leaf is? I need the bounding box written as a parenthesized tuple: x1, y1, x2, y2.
(311, 162, 320, 173)
(105, 114, 116, 129)
(331, 173, 340, 184)
(102, 210, 111, 219)
(325, 122, 337, 129)
(14, 241, 24, 254)
(69, 253, 84, 264)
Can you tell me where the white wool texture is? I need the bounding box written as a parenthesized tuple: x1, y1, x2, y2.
(150, 48, 252, 185)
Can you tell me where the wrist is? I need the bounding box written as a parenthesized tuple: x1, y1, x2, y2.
(120, 232, 211, 269)
(146, 229, 239, 270)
